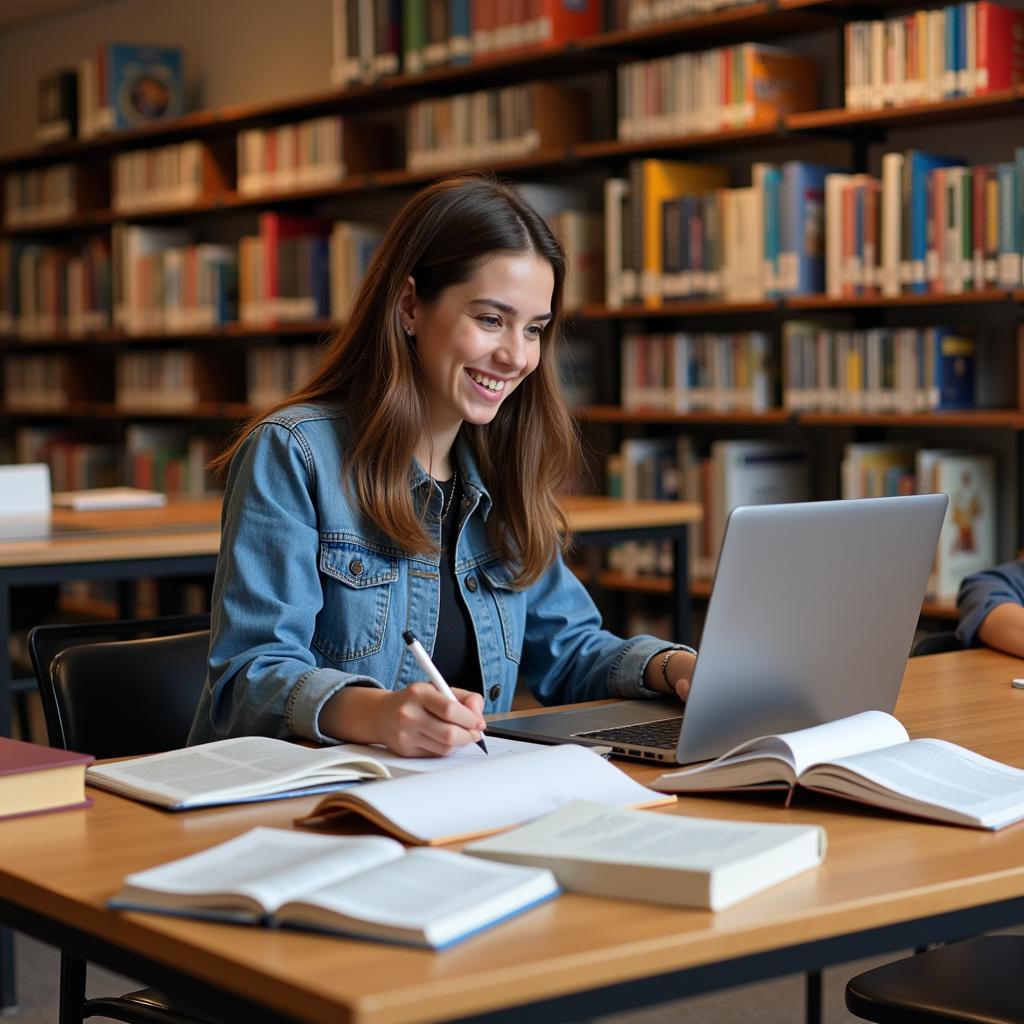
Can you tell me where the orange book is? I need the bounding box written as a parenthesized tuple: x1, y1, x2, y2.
(741, 44, 818, 125)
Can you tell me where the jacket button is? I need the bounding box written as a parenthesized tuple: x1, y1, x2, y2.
(465, 576, 478, 593)
(349, 559, 364, 576)
(488, 684, 501, 701)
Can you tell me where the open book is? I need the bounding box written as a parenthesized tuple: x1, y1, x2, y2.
(653, 710, 1024, 830)
(86, 737, 391, 809)
(298, 743, 675, 844)
(465, 800, 825, 911)
(109, 827, 559, 950)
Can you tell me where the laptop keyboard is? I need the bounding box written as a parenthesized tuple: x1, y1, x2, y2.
(576, 717, 683, 750)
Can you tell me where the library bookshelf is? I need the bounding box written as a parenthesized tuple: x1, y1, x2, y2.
(3, 0, 1023, 639)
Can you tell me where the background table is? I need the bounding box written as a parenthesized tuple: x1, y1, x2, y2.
(1, 649, 1023, 1024)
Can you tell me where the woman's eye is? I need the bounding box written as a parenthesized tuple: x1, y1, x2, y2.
(477, 315, 502, 328)
(526, 324, 544, 339)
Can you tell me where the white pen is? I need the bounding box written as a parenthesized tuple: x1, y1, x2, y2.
(402, 630, 488, 754)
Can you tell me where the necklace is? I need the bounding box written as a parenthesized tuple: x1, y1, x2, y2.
(439, 469, 458, 522)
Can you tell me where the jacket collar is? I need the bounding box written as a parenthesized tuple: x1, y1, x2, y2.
(410, 430, 493, 520)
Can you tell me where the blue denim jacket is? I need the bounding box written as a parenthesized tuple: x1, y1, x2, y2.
(188, 403, 688, 745)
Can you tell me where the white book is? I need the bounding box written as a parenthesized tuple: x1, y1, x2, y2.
(109, 826, 559, 950)
(465, 800, 825, 911)
(881, 152, 904, 296)
(52, 487, 168, 511)
(296, 744, 674, 845)
(604, 178, 630, 309)
(825, 174, 853, 297)
(654, 710, 1024, 830)
(86, 737, 390, 809)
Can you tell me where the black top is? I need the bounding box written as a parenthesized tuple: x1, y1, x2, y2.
(429, 473, 483, 695)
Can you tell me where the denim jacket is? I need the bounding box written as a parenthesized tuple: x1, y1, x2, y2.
(188, 403, 690, 745)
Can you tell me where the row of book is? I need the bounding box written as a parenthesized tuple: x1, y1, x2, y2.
(236, 117, 352, 198)
(621, 331, 775, 413)
(825, 151, 1024, 297)
(4, 164, 77, 228)
(37, 43, 186, 144)
(407, 82, 584, 172)
(617, 44, 817, 143)
(112, 141, 214, 213)
(844, 2, 1024, 112)
(782, 324, 976, 413)
(608, 436, 995, 597)
(247, 345, 319, 409)
(330, 0, 602, 84)
(619, 0, 759, 27)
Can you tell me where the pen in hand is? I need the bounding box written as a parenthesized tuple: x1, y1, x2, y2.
(402, 630, 489, 754)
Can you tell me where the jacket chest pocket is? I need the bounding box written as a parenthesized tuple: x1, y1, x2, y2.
(477, 560, 525, 665)
(314, 541, 398, 663)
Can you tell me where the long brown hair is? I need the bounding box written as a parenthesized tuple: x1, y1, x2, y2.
(214, 175, 579, 587)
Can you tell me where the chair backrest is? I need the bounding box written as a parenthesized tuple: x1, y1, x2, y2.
(28, 614, 211, 758)
(910, 630, 964, 657)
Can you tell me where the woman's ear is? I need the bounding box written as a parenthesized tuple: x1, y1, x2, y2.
(397, 276, 417, 335)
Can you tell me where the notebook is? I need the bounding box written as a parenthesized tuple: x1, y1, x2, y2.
(489, 494, 948, 765)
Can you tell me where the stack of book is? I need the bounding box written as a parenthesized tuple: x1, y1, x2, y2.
(3, 164, 77, 228)
(112, 141, 218, 213)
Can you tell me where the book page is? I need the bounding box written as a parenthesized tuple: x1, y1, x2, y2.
(116, 827, 404, 913)
(303, 743, 673, 844)
(280, 848, 556, 946)
(335, 736, 547, 775)
(466, 800, 825, 871)
(805, 739, 1024, 827)
(656, 710, 909, 788)
(87, 737, 389, 807)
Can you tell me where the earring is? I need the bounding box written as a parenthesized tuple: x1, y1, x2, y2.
(402, 323, 413, 336)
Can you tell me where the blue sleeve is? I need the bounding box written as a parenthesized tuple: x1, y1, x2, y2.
(189, 422, 382, 745)
(519, 554, 695, 706)
(956, 559, 1024, 648)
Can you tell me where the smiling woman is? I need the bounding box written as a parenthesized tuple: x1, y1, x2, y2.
(189, 176, 696, 758)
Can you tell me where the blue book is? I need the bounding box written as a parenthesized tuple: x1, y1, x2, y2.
(309, 237, 330, 318)
(101, 42, 185, 131)
(929, 327, 975, 409)
(449, 0, 472, 63)
(761, 165, 781, 298)
(905, 151, 962, 293)
(944, 7, 958, 98)
(779, 162, 832, 295)
(997, 162, 1020, 286)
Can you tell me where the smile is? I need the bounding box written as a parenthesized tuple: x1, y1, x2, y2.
(466, 369, 507, 394)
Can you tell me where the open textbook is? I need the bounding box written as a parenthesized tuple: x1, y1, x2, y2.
(653, 710, 1024, 830)
(109, 827, 559, 950)
(465, 800, 825, 911)
(86, 737, 391, 809)
(298, 743, 675, 844)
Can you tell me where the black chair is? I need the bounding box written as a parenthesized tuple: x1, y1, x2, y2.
(846, 935, 1024, 1023)
(27, 614, 218, 1024)
(910, 630, 964, 657)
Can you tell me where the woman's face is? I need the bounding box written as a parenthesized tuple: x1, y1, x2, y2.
(404, 252, 554, 433)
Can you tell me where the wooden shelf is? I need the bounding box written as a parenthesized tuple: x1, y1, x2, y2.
(787, 87, 1024, 132)
(0, 321, 334, 347)
(577, 405, 792, 424)
(799, 410, 1024, 428)
(576, 123, 786, 160)
(787, 290, 1016, 309)
(579, 300, 780, 319)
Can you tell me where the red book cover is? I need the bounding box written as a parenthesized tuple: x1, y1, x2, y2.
(976, 1, 1024, 93)
(536, 0, 601, 47)
(258, 213, 331, 318)
(0, 736, 93, 822)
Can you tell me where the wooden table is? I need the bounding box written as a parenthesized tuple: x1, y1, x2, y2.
(0, 494, 698, 1011)
(1, 649, 1024, 1024)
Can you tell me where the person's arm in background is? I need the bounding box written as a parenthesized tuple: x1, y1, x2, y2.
(956, 559, 1024, 657)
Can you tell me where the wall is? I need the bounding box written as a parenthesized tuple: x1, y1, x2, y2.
(0, 0, 333, 155)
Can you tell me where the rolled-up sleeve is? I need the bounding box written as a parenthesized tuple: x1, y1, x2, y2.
(188, 423, 382, 745)
(520, 554, 695, 705)
(956, 560, 1024, 648)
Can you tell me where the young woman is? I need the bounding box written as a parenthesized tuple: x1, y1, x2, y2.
(188, 176, 695, 756)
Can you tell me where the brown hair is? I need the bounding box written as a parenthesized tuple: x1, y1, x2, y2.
(214, 175, 579, 587)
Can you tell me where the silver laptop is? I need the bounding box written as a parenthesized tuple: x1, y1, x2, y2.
(489, 494, 949, 765)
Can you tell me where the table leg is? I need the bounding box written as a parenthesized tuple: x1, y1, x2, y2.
(0, 579, 16, 1012)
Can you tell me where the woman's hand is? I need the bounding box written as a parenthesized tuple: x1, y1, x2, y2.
(321, 683, 486, 756)
(643, 648, 697, 701)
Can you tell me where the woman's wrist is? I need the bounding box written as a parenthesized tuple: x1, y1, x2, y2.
(644, 647, 696, 697)
(319, 685, 389, 744)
